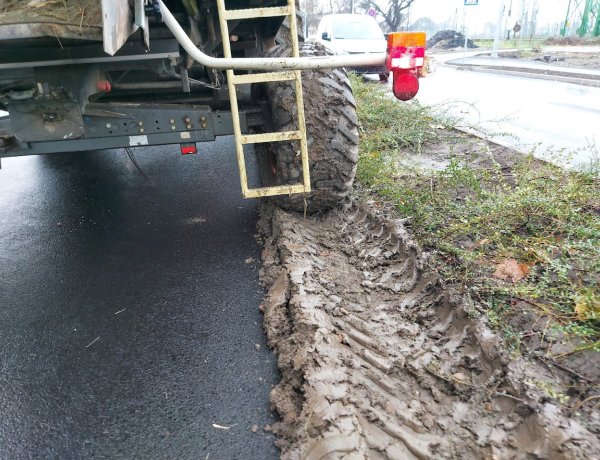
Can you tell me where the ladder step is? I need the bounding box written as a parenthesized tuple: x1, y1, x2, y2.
(223, 6, 291, 21)
(244, 184, 307, 198)
(240, 131, 302, 144)
(231, 71, 297, 85)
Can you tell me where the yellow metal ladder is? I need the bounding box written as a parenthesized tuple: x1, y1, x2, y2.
(215, 0, 311, 198)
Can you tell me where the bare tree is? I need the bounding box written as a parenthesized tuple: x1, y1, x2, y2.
(358, 0, 417, 32)
(301, 0, 353, 36)
(334, 0, 352, 14)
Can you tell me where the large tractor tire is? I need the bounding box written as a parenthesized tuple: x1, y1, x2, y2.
(257, 43, 359, 213)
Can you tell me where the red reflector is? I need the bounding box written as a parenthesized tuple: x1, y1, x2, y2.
(96, 80, 111, 92)
(180, 143, 197, 155)
(392, 70, 419, 101)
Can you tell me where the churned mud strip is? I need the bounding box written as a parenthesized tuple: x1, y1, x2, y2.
(258, 203, 599, 459)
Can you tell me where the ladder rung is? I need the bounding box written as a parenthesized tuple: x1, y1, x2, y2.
(223, 6, 291, 20)
(244, 184, 307, 198)
(231, 71, 297, 85)
(240, 131, 302, 144)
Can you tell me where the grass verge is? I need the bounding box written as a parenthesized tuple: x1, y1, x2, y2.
(350, 73, 600, 358)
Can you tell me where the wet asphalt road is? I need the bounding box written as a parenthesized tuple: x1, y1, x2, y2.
(414, 59, 600, 167)
(0, 139, 279, 459)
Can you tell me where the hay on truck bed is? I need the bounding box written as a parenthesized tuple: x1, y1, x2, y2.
(0, 0, 103, 41)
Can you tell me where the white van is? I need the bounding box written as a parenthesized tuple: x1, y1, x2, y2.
(316, 14, 389, 80)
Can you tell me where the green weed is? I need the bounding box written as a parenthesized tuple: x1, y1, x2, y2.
(350, 74, 600, 351)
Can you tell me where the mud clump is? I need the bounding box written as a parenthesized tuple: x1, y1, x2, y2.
(258, 202, 599, 459)
(427, 30, 478, 50)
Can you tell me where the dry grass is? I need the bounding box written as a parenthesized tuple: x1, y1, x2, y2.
(0, 0, 102, 28)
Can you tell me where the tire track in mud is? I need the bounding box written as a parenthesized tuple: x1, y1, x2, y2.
(258, 203, 599, 459)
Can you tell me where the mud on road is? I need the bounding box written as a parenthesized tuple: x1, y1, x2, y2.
(257, 203, 599, 459)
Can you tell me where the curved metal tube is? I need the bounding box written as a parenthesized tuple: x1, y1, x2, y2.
(159, 0, 387, 70)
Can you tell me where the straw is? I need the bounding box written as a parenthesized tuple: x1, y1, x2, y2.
(0, 0, 102, 28)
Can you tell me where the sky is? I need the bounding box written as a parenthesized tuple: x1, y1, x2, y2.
(406, 0, 572, 35)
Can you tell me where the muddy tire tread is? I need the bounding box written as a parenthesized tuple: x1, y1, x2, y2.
(260, 43, 359, 213)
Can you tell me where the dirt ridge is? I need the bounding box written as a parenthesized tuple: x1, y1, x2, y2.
(258, 202, 599, 459)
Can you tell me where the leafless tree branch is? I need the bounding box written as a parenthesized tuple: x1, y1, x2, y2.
(358, 0, 417, 32)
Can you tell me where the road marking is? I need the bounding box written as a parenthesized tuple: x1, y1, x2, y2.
(86, 336, 100, 348)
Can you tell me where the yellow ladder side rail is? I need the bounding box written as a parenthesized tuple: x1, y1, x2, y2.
(216, 0, 250, 196)
(286, 0, 311, 194)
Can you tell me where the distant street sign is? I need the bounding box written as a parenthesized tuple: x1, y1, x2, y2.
(464, 0, 479, 5)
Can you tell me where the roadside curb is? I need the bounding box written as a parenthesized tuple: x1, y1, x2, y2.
(444, 62, 600, 88)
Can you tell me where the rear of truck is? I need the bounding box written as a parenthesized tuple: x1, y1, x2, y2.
(0, 0, 426, 211)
